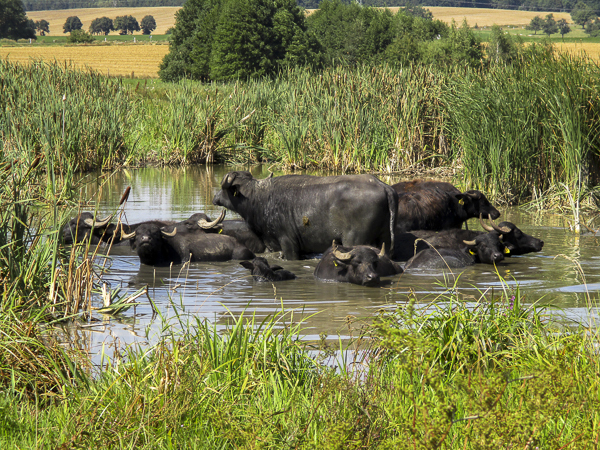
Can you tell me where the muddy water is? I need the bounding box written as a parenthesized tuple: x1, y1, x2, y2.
(69, 166, 600, 360)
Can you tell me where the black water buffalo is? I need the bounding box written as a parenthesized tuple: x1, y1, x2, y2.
(62, 212, 114, 245)
(392, 179, 501, 224)
(240, 257, 296, 282)
(485, 220, 544, 255)
(314, 242, 403, 287)
(213, 171, 397, 260)
(122, 223, 255, 266)
(403, 230, 507, 270)
(178, 212, 267, 254)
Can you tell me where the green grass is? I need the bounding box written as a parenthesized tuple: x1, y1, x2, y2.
(2, 34, 171, 45)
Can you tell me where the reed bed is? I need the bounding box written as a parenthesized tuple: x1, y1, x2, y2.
(1, 285, 599, 448)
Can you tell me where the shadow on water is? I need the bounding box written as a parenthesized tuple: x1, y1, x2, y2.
(67, 165, 600, 363)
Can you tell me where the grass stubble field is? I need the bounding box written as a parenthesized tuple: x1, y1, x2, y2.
(2, 7, 597, 77)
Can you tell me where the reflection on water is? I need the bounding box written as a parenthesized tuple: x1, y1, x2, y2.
(68, 166, 600, 362)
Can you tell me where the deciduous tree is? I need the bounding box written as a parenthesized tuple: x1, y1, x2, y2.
(557, 18, 571, 39)
(526, 15, 544, 35)
(114, 15, 140, 35)
(63, 16, 83, 33)
(571, 1, 597, 27)
(35, 19, 49, 35)
(0, 0, 36, 40)
(140, 15, 156, 34)
(542, 14, 559, 36)
(89, 17, 113, 35)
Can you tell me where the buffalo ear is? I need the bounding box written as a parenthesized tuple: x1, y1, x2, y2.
(270, 264, 284, 271)
(240, 260, 254, 270)
(455, 193, 469, 206)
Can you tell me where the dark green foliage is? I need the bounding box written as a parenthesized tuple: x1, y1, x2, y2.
(526, 15, 544, 34)
(67, 29, 94, 43)
(63, 16, 82, 33)
(571, 1, 597, 27)
(557, 18, 571, 38)
(307, 0, 395, 66)
(161, 0, 320, 81)
(542, 13, 559, 36)
(114, 15, 140, 35)
(140, 14, 156, 34)
(0, 0, 35, 40)
(34, 19, 49, 35)
(89, 16, 113, 35)
(585, 16, 600, 34)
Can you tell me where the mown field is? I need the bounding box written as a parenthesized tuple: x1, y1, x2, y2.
(0, 43, 169, 78)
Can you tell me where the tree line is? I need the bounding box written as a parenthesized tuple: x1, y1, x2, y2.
(159, 0, 555, 83)
(21, 0, 600, 12)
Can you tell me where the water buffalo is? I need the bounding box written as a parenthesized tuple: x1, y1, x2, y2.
(403, 230, 507, 270)
(314, 242, 403, 287)
(240, 257, 296, 282)
(122, 223, 255, 266)
(62, 212, 113, 245)
(213, 171, 397, 260)
(178, 212, 267, 254)
(392, 179, 501, 224)
(481, 218, 544, 255)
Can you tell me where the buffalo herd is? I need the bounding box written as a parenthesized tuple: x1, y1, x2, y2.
(62, 172, 544, 287)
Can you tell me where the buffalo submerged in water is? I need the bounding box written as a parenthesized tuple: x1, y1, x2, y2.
(212, 171, 398, 260)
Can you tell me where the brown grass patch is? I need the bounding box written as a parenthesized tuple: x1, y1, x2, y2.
(26, 7, 180, 36)
(0, 44, 169, 78)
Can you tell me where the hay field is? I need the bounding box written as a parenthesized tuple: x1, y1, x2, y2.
(425, 7, 571, 27)
(26, 7, 180, 36)
(555, 42, 600, 62)
(0, 44, 169, 78)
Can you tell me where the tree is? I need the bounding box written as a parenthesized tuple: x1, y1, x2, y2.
(140, 15, 156, 34)
(571, 1, 597, 27)
(557, 19, 571, 39)
(160, 0, 321, 82)
(542, 14, 559, 36)
(0, 0, 36, 40)
(526, 15, 544, 35)
(67, 29, 94, 43)
(35, 19, 49, 36)
(63, 16, 83, 33)
(114, 15, 140, 35)
(585, 17, 600, 36)
(487, 24, 519, 64)
(89, 17, 113, 35)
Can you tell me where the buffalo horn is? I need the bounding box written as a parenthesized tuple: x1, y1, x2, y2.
(161, 228, 177, 237)
(221, 172, 237, 189)
(378, 243, 385, 258)
(479, 214, 495, 232)
(466, 191, 480, 199)
(488, 215, 510, 233)
(463, 239, 477, 246)
(84, 214, 112, 228)
(121, 229, 136, 240)
(198, 210, 226, 229)
(331, 241, 353, 262)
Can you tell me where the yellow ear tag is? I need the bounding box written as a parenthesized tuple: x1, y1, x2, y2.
(233, 191, 237, 196)
(219, 229, 223, 234)
(459, 199, 464, 205)
(504, 247, 510, 254)
(334, 261, 338, 267)
(469, 249, 476, 255)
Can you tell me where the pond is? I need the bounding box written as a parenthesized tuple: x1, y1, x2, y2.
(67, 165, 600, 361)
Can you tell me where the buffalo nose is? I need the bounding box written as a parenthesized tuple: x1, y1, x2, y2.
(492, 252, 504, 262)
(364, 272, 380, 286)
(140, 235, 150, 243)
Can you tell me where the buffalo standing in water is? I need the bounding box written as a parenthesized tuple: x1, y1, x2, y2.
(314, 242, 403, 287)
(213, 171, 397, 260)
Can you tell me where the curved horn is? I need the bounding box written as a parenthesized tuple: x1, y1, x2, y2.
(161, 228, 177, 237)
(331, 240, 353, 262)
(198, 210, 226, 229)
(463, 239, 477, 246)
(84, 214, 112, 228)
(378, 243, 385, 258)
(488, 214, 510, 234)
(479, 214, 495, 232)
(466, 191, 480, 199)
(221, 172, 237, 189)
(121, 229, 136, 240)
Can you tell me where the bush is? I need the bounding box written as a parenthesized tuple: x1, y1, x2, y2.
(67, 29, 94, 43)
